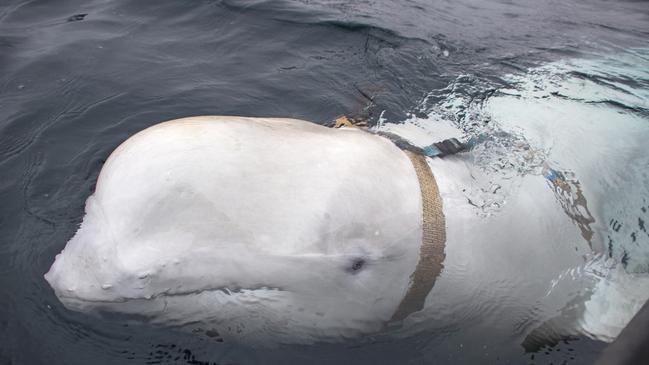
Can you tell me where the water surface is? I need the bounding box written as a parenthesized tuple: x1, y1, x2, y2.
(1, 0, 648, 364)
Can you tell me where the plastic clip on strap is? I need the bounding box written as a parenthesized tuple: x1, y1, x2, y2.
(421, 134, 488, 158)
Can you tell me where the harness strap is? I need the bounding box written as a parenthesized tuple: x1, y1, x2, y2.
(332, 116, 448, 320)
(390, 151, 447, 321)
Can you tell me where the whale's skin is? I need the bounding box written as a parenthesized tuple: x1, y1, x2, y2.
(45, 116, 594, 344)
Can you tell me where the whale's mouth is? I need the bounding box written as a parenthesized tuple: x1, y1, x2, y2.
(55, 285, 286, 306)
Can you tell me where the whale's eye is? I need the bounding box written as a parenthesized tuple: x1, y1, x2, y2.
(347, 258, 366, 273)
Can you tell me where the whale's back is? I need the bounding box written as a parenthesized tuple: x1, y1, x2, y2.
(96, 117, 419, 256)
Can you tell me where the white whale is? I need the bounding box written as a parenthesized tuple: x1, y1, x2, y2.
(44, 114, 645, 346)
(45, 116, 424, 342)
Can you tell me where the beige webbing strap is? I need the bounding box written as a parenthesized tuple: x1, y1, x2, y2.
(391, 150, 447, 321)
(330, 117, 447, 320)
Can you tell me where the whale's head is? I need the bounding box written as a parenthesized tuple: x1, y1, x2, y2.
(45, 117, 426, 344)
(45, 198, 422, 344)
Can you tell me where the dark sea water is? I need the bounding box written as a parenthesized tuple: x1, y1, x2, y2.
(1, 0, 648, 364)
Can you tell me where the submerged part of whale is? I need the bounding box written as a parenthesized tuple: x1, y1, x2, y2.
(45, 113, 646, 346)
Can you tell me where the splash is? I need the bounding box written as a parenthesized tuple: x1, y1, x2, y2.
(383, 49, 649, 261)
(378, 48, 649, 340)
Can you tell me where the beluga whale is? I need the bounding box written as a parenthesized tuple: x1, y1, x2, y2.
(44, 115, 647, 347)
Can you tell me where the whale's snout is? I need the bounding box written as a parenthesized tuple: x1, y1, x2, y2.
(45, 248, 110, 311)
(45, 253, 73, 297)
(44, 208, 129, 310)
